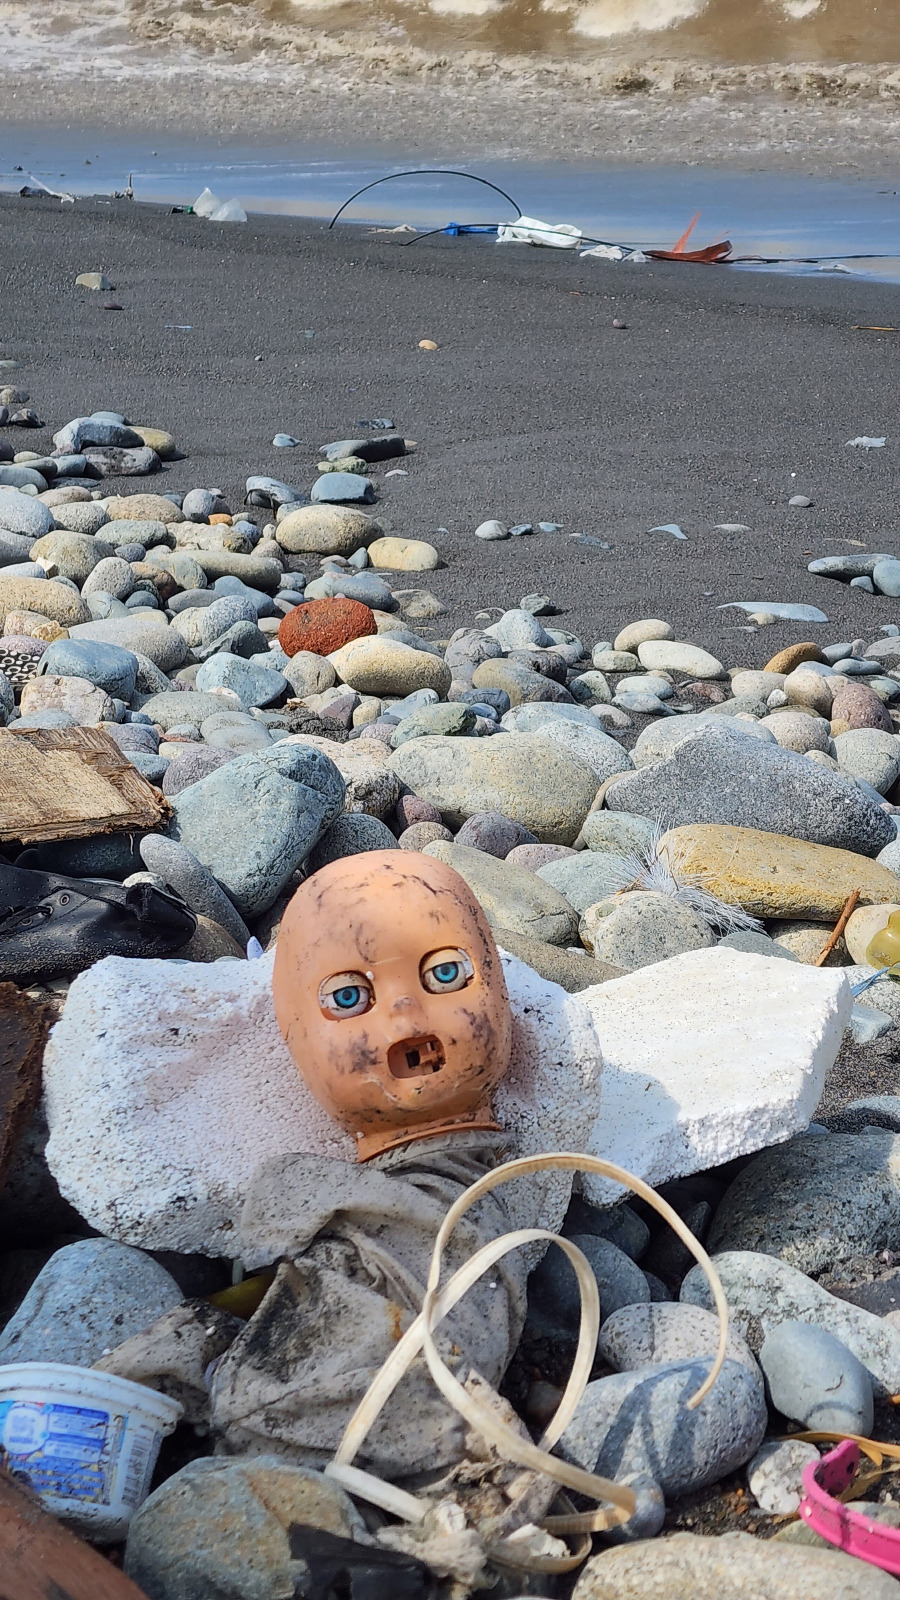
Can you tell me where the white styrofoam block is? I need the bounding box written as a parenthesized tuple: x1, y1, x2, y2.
(43, 951, 602, 1256)
(43, 945, 851, 1255)
(578, 947, 853, 1207)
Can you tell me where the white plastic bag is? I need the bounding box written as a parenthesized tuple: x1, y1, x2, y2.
(580, 244, 627, 261)
(496, 216, 582, 249)
(209, 199, 247, 224)
(192, 187, 223, 218)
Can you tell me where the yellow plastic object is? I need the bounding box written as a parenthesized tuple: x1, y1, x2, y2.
(208, 1270, 275, 1320)
(866, 911, 900, 970)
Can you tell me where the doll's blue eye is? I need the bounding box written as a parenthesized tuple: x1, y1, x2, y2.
(335, 986, 362, 1008)
(421, 949, 473, 993)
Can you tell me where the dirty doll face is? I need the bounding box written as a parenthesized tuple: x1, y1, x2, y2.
(272, 851, 513, 1159)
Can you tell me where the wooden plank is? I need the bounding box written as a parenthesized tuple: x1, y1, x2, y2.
(0, 1470, 149, 1600)
(0, 984, 49, 1188)
(0, 728, 171, 844)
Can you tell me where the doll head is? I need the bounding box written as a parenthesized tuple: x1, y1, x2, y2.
(272, 850, 513, 1159)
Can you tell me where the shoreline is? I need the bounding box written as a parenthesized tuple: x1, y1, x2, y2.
(5, 54, 900, 180)
(2, 190, 899, 668)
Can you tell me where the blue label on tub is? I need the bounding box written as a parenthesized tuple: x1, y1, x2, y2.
(0, 1399, 125, 1505)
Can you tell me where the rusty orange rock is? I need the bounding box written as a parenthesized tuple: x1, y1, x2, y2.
(278, 597, 376, 659)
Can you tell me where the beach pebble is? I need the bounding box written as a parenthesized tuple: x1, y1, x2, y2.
(833, 727, 900, 793)
(69, 614, 188, 671)
(637, 639, 726, 679)
(75, 272, 112, 291)
(759, 710, 831, 753)
(279, 597, 375, 658)
(475, 519, 508, 540)
(423, 840, 578, 945)
(81, 556, 136, 601)
(569, 670, 612, 704)
(746, 1439, 821, 1515)
(537, 852, 633, 912)
(575, 1529, 899, 1599)
(454, 810, 538, 858)
(0, 578, 90, 629)
(0, 490, 54, 540)
(310, 472, 374, 505)
(708, 1130, 900, 1277)
(388, 732, 598, 845)
(20, 674, 116, 726)
(161, 746, 238, 796)
(517, 717, 634, 786)
(367, 536, 438, 571)
(305, 571, 396, 612)
(529, 1236, 649, 1333)
(559, 1358, 766, 1498)
(399, 819, 454, 850)
(39, 637, 137, 701)
(124, 1457, 366, 1600)
(759, 1321, 874, 1434)
(592, 649, 640, 673)
(0, 1239, 182, 1366)
(608, 721, 894, 856)
(579, 811, 656, 856)
(390, 703, 475, 745)
(831, 682, 895, 732)
(657, 822, 900, 921)
(683, 1250, 900, 1396)
(873, 558, 900, 597)
(194, 653, 288, 709)
(485, 608, 554, 651)
(599, 1302, 758, 1375)
(275, 505, 380, 557)
(168, 743, 346, 916)
(137, 835, 251, 948)
(580, 891, 715, 970)
(306, 813, 397, 871)
(613, 619, 673, 653)
(329, 636, 450, 698)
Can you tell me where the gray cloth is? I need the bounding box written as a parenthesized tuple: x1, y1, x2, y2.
(210, 1133, 526, 1475)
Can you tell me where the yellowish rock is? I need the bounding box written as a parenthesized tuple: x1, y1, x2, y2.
(844, 902, 900, 965)
(783, 666, 833, 718)
(763, 642, 825, 674)
(367, 536, 440, 572)
(3, 609, 68, 642)
(613, 619, 672, 654)
(132, 427, 178, 460)
(0, 579, 89, 631)
(658, 822, 900, 921)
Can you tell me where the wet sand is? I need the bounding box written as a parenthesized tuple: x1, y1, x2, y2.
(3, 191, 899, 666)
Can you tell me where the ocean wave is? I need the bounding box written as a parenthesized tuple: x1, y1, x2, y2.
(6, 0, 900, 95)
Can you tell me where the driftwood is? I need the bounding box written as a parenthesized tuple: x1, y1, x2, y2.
(0, 984, 49, 1189)
(0, 1469, 148, 1600)
(0, 727, 171, 844)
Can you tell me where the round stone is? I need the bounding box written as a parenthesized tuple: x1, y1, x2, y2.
(367, 537, 439, 572)
(763, 643, 825, 675)
(758, 1320, 874, 1435)
(275, 506, 380, 557)
(279, 598, 376, 658)
(307, 812, 397, 871)
(399, 820, 454, 850)
(455, 811, 539, 858)
(832, 682, 895, 734)
(50, 501, 110, 536)
(330, 636, 451, 699)
(637, 639, 726, 680)
(394, 794, 443, 830)
(613, 619, 673, 654)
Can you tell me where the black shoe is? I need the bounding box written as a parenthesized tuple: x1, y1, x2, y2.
(0, 864, 197, 980)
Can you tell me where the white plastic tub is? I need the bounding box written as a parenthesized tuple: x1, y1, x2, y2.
(0, 1362, 182, 1540)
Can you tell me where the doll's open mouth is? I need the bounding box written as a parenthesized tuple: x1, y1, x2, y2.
(388, 1035, 446, 1078)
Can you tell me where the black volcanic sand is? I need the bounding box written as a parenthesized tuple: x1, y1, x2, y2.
(2, 191, 900, 669)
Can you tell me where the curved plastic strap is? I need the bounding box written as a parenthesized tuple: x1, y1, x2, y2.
(327, 1152, 729, 1537)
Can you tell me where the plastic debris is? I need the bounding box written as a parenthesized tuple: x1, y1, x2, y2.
(715, 523, 750, 532)
(209, 200, 247, 224)
(272, 434, 299, 448)
(580, 244, 628, 261)
(496, 216, 582, 250)
(847, 437, 887, 450)
(649, 523, 687, 540)
(717, 601, 829, 623)
(192, 187, 223, 217)
(385, 469, 408, 477)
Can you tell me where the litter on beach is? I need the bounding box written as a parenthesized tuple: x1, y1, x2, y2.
(847, 436, 887, 449)
(496, 216, 582, 248)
